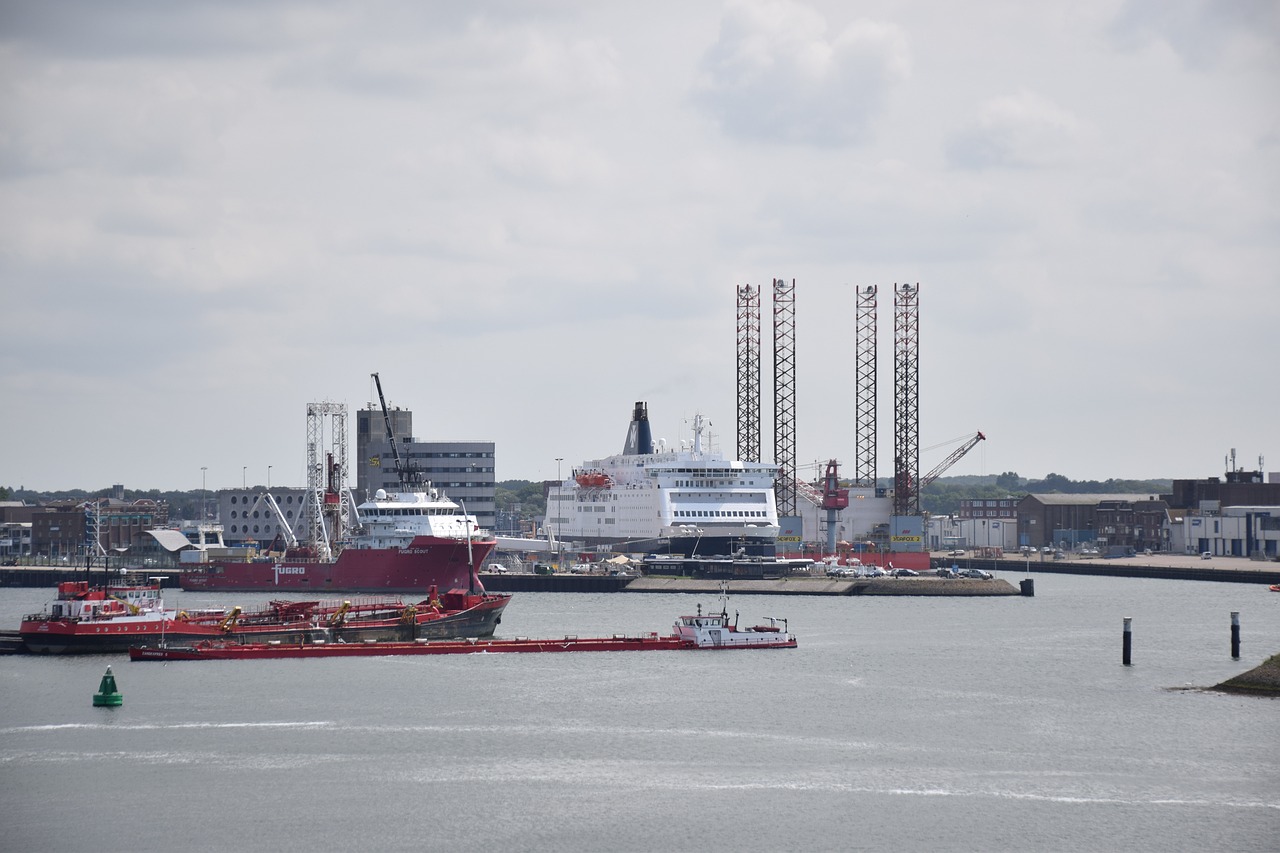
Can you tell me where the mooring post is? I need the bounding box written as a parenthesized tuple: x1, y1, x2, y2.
(1122, 617, 1132, 666)
(1231, 611, 1240, 660)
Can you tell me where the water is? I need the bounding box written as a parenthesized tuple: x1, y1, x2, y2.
(2, 575, 1277, 852)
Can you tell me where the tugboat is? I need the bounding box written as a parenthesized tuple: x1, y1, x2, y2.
(671, 585, 796, 650)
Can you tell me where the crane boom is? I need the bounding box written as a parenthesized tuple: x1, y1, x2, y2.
(371, 372, 421, 488)
(920, 431, 985, 488)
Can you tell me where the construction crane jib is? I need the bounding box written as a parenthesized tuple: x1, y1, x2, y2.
(921, 431, 986, 489)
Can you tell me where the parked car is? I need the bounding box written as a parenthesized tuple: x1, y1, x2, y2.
(891, 568, 919, 577)
(485, 563, 508, 574)
(961, 568, 993, 579)
(947, 549, 966, 557)
(936, 566, 959, 578)
(1201, 552, 1212, 560)
(533, 563, 554, 575)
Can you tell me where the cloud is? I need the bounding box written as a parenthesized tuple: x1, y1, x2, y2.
(945, 90, 1085, 171)
(694, 0, 910, 146)
(1108, 0, 1280, 69)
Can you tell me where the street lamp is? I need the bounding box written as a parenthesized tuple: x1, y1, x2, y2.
(555, 458, 564, 571)
(268, 465, 272, 491)
(243, 466, 247, 490)
(201, 467, 208, 521)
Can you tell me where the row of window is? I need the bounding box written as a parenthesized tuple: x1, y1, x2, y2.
(230, 510, 296, 519)
(374, 508, 456, 516)
(229, 494, 302, 505)
(228, 524, 282, 535)
(402, 452, 494, 460)
(675, 492, 767, 502)
(675, 510, 768, 518)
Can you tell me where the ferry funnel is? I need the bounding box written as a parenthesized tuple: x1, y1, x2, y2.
(623, 402, 654, 455)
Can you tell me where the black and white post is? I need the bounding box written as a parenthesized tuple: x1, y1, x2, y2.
(1231, 611, 1240, 660)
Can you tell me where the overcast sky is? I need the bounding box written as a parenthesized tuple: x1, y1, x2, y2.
(2, 0, 1277, 494)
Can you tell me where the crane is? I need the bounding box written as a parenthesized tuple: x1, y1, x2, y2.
(372, 372, 423, 488)
(920, 431, 986, 489)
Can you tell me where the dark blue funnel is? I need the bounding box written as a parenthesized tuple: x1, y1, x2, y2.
(622, 402, 654, 455)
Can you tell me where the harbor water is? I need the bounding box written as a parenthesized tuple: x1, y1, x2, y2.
(1, 573, 1277, 852)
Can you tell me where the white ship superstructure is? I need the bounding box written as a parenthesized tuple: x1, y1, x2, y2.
(548, 402, 780, 556)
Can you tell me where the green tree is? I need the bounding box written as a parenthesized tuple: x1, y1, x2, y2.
(995, 471, 1021, 490)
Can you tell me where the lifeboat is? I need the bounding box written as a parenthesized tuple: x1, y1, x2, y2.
(575, 471, 612, 488)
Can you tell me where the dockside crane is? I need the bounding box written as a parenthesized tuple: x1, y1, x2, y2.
(372, 372, 424, 489)
(920, 431, 986, 489)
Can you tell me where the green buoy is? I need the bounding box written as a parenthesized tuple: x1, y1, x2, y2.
(92, 666, 122, 707)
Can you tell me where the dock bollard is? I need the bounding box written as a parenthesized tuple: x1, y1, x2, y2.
(1122, 617, 1132, 666)
(1231, 611, 1240, 660)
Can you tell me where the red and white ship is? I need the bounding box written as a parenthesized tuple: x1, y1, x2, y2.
(20, 579, 509, 655)
(181, 374, 497, 594)
(180, 486, 497, 594)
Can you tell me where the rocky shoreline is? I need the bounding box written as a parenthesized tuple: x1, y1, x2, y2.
(1212, 654, 1280, 697)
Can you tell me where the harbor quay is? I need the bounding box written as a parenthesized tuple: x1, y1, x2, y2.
(1, 552, 1275, 596)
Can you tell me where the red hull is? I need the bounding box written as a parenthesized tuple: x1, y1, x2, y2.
(180, 536, 496, 593)
(130, 632, 797, 660)
(21, 592, 509, 655)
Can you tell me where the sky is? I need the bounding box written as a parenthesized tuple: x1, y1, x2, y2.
(1, 0, 1277, 493)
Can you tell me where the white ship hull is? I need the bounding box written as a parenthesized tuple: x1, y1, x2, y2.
(547, 403, 780, 557)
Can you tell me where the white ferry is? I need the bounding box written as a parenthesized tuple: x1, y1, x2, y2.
(547, 402, 780, 556)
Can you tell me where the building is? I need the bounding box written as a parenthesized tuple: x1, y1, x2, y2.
(928, 515, 1018, 553)
(1164, 469, 1280, 511)
(216, 487, 309, 547)
(354, 406, 496, 533)
(1094, 496, 1171, 553)
(29, 498, 169, 559)
(958, 498, 1018, 521)
(1172, 506, 1280, 558)
(1014, 494, 1162, 551)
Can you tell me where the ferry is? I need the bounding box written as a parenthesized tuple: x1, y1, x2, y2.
(548, 402, 781, 557)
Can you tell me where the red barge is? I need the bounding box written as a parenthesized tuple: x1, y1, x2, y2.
(20, 579, 510, 655)
(129, 603, 797, 661)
